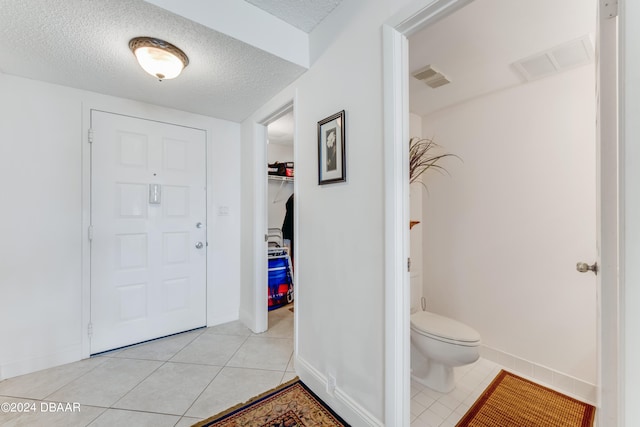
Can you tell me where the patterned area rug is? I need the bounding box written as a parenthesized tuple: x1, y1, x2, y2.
(193, 377, 349, 427)
(456, 370, 595, 426)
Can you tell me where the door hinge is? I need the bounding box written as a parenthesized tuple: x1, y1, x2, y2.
(88, 128, 94, 143)
(87, 323, 93, 338)
(88, 225, 93, 241)
(265, 234, 269, 242)
(407, 257, 411, 272)
(601, 0, 618, 19)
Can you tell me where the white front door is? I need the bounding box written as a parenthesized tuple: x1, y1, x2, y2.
(90, 111, 207, 354)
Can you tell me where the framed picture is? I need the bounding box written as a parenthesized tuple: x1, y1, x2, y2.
(317, 110, 346, 185)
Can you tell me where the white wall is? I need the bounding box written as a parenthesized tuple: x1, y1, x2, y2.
(240, 0, 419, 423)
(267, 143, 294, 231)
(267, 142, 293, 164)
(0, 74, 83, 380)
(206, 115, 242, 327)
(419, 65, 597, 384)
(0, 73, 241, 380)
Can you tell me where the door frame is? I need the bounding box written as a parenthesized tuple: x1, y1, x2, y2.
(251, 100, 296, 334)
(381, 0, 623, 425)
(81, 105, 211, 358)
(596, 3, 621, 425)
(620, 1, 640, 422)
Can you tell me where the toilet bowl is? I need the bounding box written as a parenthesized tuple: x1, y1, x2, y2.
(410, 311, 481, 393)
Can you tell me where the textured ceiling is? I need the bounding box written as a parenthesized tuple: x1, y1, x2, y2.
(409, 0, 595, 117)
(0, 0, 314, 122)
(244, 0, 342, 32)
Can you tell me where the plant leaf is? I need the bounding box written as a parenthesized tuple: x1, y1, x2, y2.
(409, 137, 460, 184)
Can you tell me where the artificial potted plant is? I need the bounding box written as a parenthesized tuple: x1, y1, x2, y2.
(409, 137, 458, 229)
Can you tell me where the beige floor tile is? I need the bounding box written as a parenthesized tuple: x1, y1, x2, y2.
(175, 416, 203, 427)
(93, 348, 122, 358)
(285, 353, 295, 372)
(267, 305, 293, 321)
(0, 357, 107, 400)
(45, 358, 162, 407)
(113, 362, 220, 415)
(280, 371, 298, 384)
(202, 320, 253, 336)
(226, 337, 292, 371)
(170, 333, 248, 366)
(113, 330, 203, 361)
(0, 397, 105, 427)
(260, 314, 294, 339)
(185, 367, 282, 419)
(1, 309, 296, 426)
(88, 408, 180, 427)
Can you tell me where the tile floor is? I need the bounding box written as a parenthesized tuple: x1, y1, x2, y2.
(0, 305, 295, 427)
(410, 358, 504, 427)
(1, 303, 509, 427)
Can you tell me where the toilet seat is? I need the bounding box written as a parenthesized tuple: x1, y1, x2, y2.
(411, 311, 480, 346)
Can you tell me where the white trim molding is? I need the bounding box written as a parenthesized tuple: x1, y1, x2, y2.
(480, 346, 597, 405)
(0, 346, 82, 381)
(382, 22, 411, 427)
(295, 356, 383, 427)
(597, 1, 623, 425)
(620, 0, 640, 425)
(252, 122, 268, 334)
(382, 1, 474, 424)
(248, 100, 296, 335)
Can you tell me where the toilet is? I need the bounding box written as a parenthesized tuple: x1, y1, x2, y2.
(410, 310, 481, 393)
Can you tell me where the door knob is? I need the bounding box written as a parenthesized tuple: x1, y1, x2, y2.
(576, 262, 598, 275)
(195, 242, 204, 249)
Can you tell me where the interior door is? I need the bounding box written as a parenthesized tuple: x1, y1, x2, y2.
(90, 111, 207, 354)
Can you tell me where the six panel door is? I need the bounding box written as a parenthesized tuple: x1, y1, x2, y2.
(90, 111, 207, 354)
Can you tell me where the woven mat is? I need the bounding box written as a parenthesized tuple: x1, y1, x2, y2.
(193, 377, 349, 427)
(456, 370, 595, 427)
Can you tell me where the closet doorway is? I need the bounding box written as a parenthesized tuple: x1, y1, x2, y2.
(265, 109, 295, 329)
(256, 103, 297, 338)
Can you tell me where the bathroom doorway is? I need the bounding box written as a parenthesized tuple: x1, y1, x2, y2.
(382, 0, 620, 425)
(408, 0, 598, 392)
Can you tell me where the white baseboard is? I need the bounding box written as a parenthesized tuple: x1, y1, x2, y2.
(295, 356, 383, 427)
(1, 345, 82, 381)
(480, 345, 597, 404)
(207, 311, 239, 328)
(238, 307, 258, 333)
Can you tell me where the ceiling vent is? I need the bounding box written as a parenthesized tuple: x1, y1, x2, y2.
(412, 65, 451, 88)
(513, 36, 594, 82)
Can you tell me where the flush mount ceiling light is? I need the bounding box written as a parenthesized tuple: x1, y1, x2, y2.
(129, 37, 189, 81)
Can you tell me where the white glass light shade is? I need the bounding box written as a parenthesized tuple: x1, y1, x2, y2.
(129, 37, 189, 81)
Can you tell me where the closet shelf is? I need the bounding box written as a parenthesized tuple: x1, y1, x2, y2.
(268, 175, 294, 183)
(269, 175, 293, 204)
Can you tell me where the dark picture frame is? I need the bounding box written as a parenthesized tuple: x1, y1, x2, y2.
(317, 110, 346, 185)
